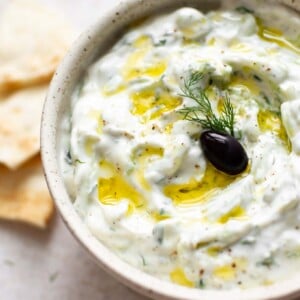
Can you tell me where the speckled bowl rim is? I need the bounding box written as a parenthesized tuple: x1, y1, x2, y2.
(41, 0, 300, 299)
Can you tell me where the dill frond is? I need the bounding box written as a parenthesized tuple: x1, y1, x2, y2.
(178, 71, 235, 136)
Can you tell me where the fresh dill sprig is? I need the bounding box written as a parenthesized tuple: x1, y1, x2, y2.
(178, 71, 235, 137)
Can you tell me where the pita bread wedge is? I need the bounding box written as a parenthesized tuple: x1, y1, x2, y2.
(0, 155, 54, 228)
(0, 0, 73, 93)
(0, 85, 47, 169)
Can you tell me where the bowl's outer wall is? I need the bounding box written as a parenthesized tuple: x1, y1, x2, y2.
(41, 0, 300, 299)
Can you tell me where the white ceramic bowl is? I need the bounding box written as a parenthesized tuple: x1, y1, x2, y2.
(41, 0, 300, 299)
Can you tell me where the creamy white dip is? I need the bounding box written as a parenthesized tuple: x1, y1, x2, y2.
(60, 1, 300, 290)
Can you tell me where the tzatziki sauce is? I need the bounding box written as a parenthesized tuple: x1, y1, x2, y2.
(60, 0, 300, 290)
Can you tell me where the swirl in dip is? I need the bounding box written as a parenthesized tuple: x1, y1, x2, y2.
(60, 1, 300, 290)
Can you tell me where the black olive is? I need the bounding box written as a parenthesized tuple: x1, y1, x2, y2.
(200, 130, 248, 175)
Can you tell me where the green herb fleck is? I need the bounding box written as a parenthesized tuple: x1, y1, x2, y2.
(153, 226, 164, 245)
(253, 74, 262, 82)
(65, 150, 72, 164)
(241, 239, 255, 245)
(257, 256, 275, 268)
(3, 259, 14, 266)
(262, 94, 271, 105)
(159, 208, 165, 215)
(126, 166, 135, 175)
(49, 271, 59, 283)
(77, 79, 85, 97)
(140, 254, 147, 266)
(75, 159, 85, 164)
(236, 6, 254, 14)
(199, 279, 205, 289)
(285, 249, 300, 259)
(155, 39, 167, 46)
(178, 71, 235, 136)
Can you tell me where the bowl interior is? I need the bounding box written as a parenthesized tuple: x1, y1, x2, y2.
(41, 0, 300, 299)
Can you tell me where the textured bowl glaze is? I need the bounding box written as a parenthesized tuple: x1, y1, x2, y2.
(41, 0, 300, 299)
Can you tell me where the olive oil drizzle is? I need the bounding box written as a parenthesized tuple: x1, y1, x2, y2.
(98, 147, 164, 216)
(130, 86, 182, 121)
(256, 18, 300, 55)
(170, 268, 194, 287)
(164, 163, 237, 206)
(123, 35, 167, 81)
(257, 109, 291, 151)
(97, 160, 145, 215)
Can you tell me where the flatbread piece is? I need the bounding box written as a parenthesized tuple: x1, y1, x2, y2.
(0, 85, 48, 169)
(0, 0, 73, 92)
(0, 155, 54, 228)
